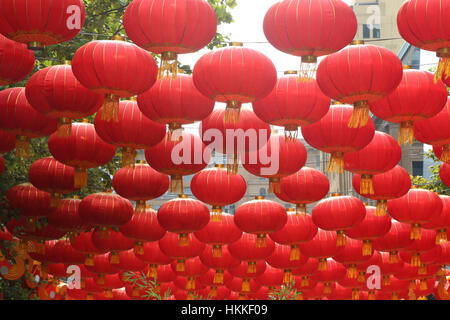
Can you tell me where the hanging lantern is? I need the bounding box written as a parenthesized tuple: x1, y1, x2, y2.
(199, 269, 233, 291)
(157, 195, 210, 247)
(48, 122, 116, 189)
(254, 264, 285, 288)
(94, 100, 166, 167)
(263, 0, 357, 81)
(402, 228, 438, 267)
(0, 87, 57, 158)
(0, 0, 85, 50)
(301, 104, 375, 173)
(71, 38, 158, 122)
(345, 206, 392, 256)
(135, 241, 173, 279)
(69, 231, 104, 267)
(377, 252, 404, 286)
(84, 253, 120, 282)
(199, 245, 240, 285)
(266, 244, 309, 284)
(124, 0, 217, 79)
(191, 165, 247, 222)
(400, 246, 441, 274)
(0, 129, 16, 154)
(422, 195, 450, 244)
(193, 43, 277, 124)
(435, 145, 450, 165)
(440, 164, 450, 188)
(234, 196, 287, 248)
(292, 258, 320, 287)
(353, 165, 411, 216)
(226, 277, 261, 295)
(372, 221, 414, 263)
(333, 238, 373, 280)
(45, 239, 86, 265)
(0, 34, 34, 85)
(387, 188, 443, 240)
(370, 69, 448, 145)
(145, 131, 210, 194)
(229, 261, 266, 292)
(91, 229, 134, 265)
(171, 257, 208, 290)
(310, 259, 346, 292)
(316, 43, 403, 128)
(242, 133, 307, 193)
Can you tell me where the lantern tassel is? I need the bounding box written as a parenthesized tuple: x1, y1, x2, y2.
(283, 270, 292, 284)
(268, 178, 281, 194)
(224, 101, 242, 125)
(186, 277, 196, 290)
(301, 277, 309, 287)
(389, 251, 399, 263)
(392, 292, 400, 300)
(352, 289, 360, 300)
(418, 265, 427, 275)
(238, 294, 246, 300)
(50, 193, 62, 208)
(135, 201, 146, 214)
(110, 252, 120, 265)
(85, 254, 94, 267)
(247, 261, 257, 274)
(169, 175, 184, 194)
(212, 245, 223, 258)
(336, 232, 346, 246)
(357, 272, 366, 283)
(323, 283, 332, 294)
(295, 204, 306, 216)
(411, 253, 421, 267)
(57, 118, 72, 137)
(158, 52, 178, 80)
(298, 56, 317, 82)
(348, 101, 370, 128)
(227, 153, 239, 175)
(96, 275, 105, 285)
(147, 264, 158, 280)
(211, 206, 223, 223)
(74, 167, 88, 189)
(241, 279, 250, 293)
(362, 240, 372, 256)
(98, 227, 110, 239)
(436, 229, 448, 244)
(383, 275, 390, 286)
(296, 293, 304, 300)
(440, 144, 450, 163)
(105, 289, 113, 298)
(290, 245, 300, 261)
(347, 265, 358, 279)
(15, 135, 30, 158)
(178, 233, 189, 247)
(375, 200, 388, 216)
(318, 259, 327, 271)
(256, 234, 267, 248)
(398, 121, 414, 146)
(167, 123, 183, 143)
(134, 242, 144, 256)
(327, 152, 344, 174)
(360, 174, 375, 195)
(132, 287, 140, 297)
(284, 126, 299, 143)
(102, 94, 120, 122)
(213, 270, 224, 285)
(210, 286, 218, 298)
(411, 224, 422, 240)
(420, 279, 428, 291)
(121, 147, 136, 168)
(368, 291, 375, 300)
(435, 56, 450, 83)
(176, 260, 186, 272)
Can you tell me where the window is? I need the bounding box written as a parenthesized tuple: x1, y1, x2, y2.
(373, 24, 380, 38)
(259, 188, 267, 197)
(412, 161, 424, 177)
(363, 24, 381, 39)
(363, 24, 371, 39)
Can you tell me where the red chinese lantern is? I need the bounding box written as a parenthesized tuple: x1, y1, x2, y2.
(157, 195, 210, 247)
(78, 191, 133, 235)
(119, 206, 166, 255)
(333, 238, 373, 280)
(124, 0, 217, 78)
(69, 231, 104, 267)
(310, 258, 346, 293)
(345, 206, 392, 256)
(227, 278, 261, 295)
(145, 131, 210, 194)
(387, 188, 443, 240)
(94, 100, 166, 167)
(84, 253, 120, 284)
(263, 0, 357, 81)
(234, 196, 287, 247)
(301, 104, 375, 173)
(0, 129, 16, 154)
(229, 261, 266, 293)
(0, 87, 57, 158)
(434, 145, 450, 164)
(292, 258, 320, 287)
(252, 71, 330, 137)
(274, 167, 330, 214)
(254, 264, 285, 288)
(0, 0, 85, 50)
(402, 228, 437, 267)
(414, 98, 450, 162)
(158, 232, 205, 273)
(353, 165, 411, 216)
(6, 217, 65, 246)
(48, 121, 117, 188)
(136, 241, 173, 279)
(370, 69, 448, 145)
(316, 43, 403, 128)
(400, 246, 441, 275)
(112, 249, 146, 272)
(397, 0, 450, 81)
(28, 157, 78, 207)
(47, 197, 91, 234)
(46, 239, 86, 265)
(422, 195, 450, 244)
(377, 252, 404, 286)
(344, 131, 401, 195)
(298, 230, 345, 271)
(312, 195, 366, 246)
(137, 73, 215, 134)
(266, 244, 309, 284)
(25, 64, 104, 137)
(0, 34, 34, 85)
(440, 164, 450, 188)
(199, 244, 240, 285)
(200, 107, 271, 173)
(171, 257, 208, 291)
(47, 263, 68, 279)
(242, 133, 307, 193)
(91, 229, 134, 265)
(191, 165, 247, 222)
(269, 208, 318, 261)
(194, 213, 242, 258)
(372, 221, 413, 263)
(198, 268, 233, 291)
(71, 38, 158, 122)
(193, 43, 277, 124)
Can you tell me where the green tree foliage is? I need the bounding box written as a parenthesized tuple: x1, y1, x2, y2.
(411, 149, 450, 195)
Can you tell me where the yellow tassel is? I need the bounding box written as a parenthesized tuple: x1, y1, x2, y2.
(87, 293, 94, 300)
(435, 56, 450, 83)
(268, 178, 281, 194)
(110, 252, 120, 265)
(348, 101, 370, 128)
(212, 245, 223, 258)
(324, 282, 332, 294)
(327, 152, 345, 174)
(296, 293, 304, 300)
(392, 292, 399, 300)
(15, 135, 30, 158)
(284, 127, 299, 143)
(57, 118, 72, 137)
(375, 200, 387, 216)
(409, 280, 416, 291)
(411, 252, 421, 267)
(224, 101, 242, 125)
(213, 270, 224, 285)
(383, 275, 390, 286)
(166, 123, 183, 143)
(121, 147, 136, 168)
(247, 261, 257, 274)
(50, 193, 62, 208)
(298, 56, 317, 82)
(358, 272, 366, 283)
(368, 291, 375, 300)
(238, 294, 246, 300)
(158, 52, 178, 80)
(352, 289, 360, 300)
(256, 234, 267, 248)
(295, 204, 306, 216)
(420, 279, 428, 291)
(440, 144, 450, 163)
(132, 287, 140, 297)
(241, 279, 250, 293)
(410, 224, 422, 240)
(178, 233, 189, 247)
(135, 201, 146, 214)
(360, 174, 375, 195)
(301, 277, 309, 287)
(211, 206, 223, 223)
(290, 245, 300, 261)
(98, 227, 110, 239)
(85, 254, 94, 267)
(105, 289, 113, 298)
(436, 229, 448, 244)
(436, 267, 446, 277)
(336, 231, 346, 246)
(186, 277, 196, 290)
(210, 286, 218, 298)
(147, 264, 158, 280)
(318, 259, 327, 271)
(362, 240, 372, 256)
(102, 94, 120, 123)
(96, 274, 105, 285)
(134, 242, 144, 256)
(74, 167, 88, 189)
(283, 270, 292, 284)
(398, 121, 414, 146)
(347, 265, 358, 279)
(389, 251, 399, 264)
(418, 265, 427, 275)
(169, 175, 184, 194)
(226, 153, 239, 175)
(176, 260, 185, 272)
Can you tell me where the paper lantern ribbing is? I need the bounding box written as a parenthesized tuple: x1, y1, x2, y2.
(0, 34, 34, 85)
(47, 197, 91, 233)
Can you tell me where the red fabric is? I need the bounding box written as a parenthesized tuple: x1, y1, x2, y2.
(400, 246, 441, 265)
(387, 189, 443, 225)
(229, 261, 266, 279)
(119, 207, 166, 242)
(6, 217, 65, 241)
(199, 269, 233, 287)
(370, 70, 447, 124)
(29, 157, 77, 195)
(0, 0, 85, 46)
(157, 196, 210, 234)
(345, 206, 392, 241)
(199, 244, 240, 270)
(137, 74, 215, 126)
(48, 122, 116, 169)
(95, 274, 123, 290)
(316, 45, 403, 104)
(333, 238, 373, 265)
(0, 34, 34, 85)
(377, 252, 404, 276)
(311, 259, 346, 282)
(158, 232, 205, 260)
(79, 192, 133, 228)
(228, 233, 275, 262)
(404, 229, 437, 252)
(414, 98, 450, 147)
(123, 0, 217, 54)
(47, 263, 68, 279)
(191, 167, 247, 207)
(292, 258, 319, 277)
(194, 213, 242, 245)
(438, 242, 450, 265)
(171, 256, 208, 277)
(372, 221, 413, 253)
(46, 239, 86, 265)
(69, 231, 103, 255)
(266, 244, 309, 270)
(252, 74, 330, 129)
(91, 229, 134, 253)
(205, 286, 232, 300)
(85, 253, 120, 275)
(94, 100, 166, 150)
(173, 276, 206, 291)
(234, 198, 287, 235)
(269, 212, 318, 245)
(312, 196, 366, 232)
(254, 265, 284, 288)
(47, 198, 91, 233)
(263, 0, 356, 58)
(7, 183, 53, 218)
(356, 250, 382, 271)
(440, 164, 450, 188)
(114, 249, 146, 271)
(226, 278, 261, 294)
(397, 0, 450, 52)
(136, 241, 173, 266)
(26, 65, 103, 119)
(353, 165, 411, 201)
(0, 129, 16, 153)
(422, 195, 450, 231)
(0, 87, 57, 138)
(72, 40, 157, 97)
(193, 47, 277, 103)
(298, 230, 344, 260)
(301, 105, 375, 154)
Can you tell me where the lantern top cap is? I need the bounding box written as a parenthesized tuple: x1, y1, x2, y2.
(284, 70, 298, 75)
(63, 60, 71, 65)
(351, 40, 365, 45)
(403, 65, 413, 70)
(136, 160, 147, 164)
(81, 119, 90, 123)
(255, 196, 265, 200)
(179, 194, 188, 199)
(215, 164, 225, 169)
(332, 101, 344, 105)
(331, 193, 341, 197)
(105, 189, 112, 193)
(73, 195, 79, 200)
(128, 96, 137, 102)
(111, 35, 126, 41)
(229, 42, 244, 47)
(287, 208, 296, 212)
